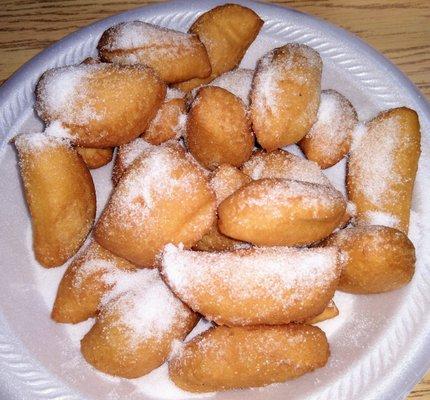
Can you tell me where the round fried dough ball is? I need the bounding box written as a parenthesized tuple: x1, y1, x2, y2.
(186, 86, 254, 170)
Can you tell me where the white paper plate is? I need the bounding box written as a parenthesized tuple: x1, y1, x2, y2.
(0, 1, 429, 399)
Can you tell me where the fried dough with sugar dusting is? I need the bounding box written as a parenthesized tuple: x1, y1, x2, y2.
(81, 268, 197, 378)
(169, 324, 329, 392)
(36, 63, 165, 148)
(347, 107, 420, 233)
(322, 225, 415, 293)
(218, 178, 346, 246)
(186, 86, 254, 170)
(52, 241, 137, 324)
(161, 244, 341, 325)
(15, 133, 96, 267)
(299, 89, 358, 169)
(250, 44, 322, 151)
(98, 21, 211, 84)
(94, 145, 216, 266)
(175, 4, 263, 91)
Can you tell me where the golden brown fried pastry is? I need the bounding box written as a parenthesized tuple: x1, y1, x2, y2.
(241, 149, 331, 186)
(15, 133, 96, 267)
(250, 44, 322, 151)
(111, 137, 156, 186)
(98, 21, 211, 84)
(299, 89, 358, 169)
(175, 4, 263, 92)
(94, 145, 216, 266)
(52, 241, 137, 324)
(305, 300, 339, 324)
(161, 244, 340, 325)
(169, 324, 329, 392)
(193, 164, 251, 251)
(218, 178, 346, 246)
(186, 86, 254, 170)
(347, 107, 420, 234)
(143, 94, 186, 145)
(35, 63, 166, 148)
(76, 146, 113, 169)
(81, 269, 197, 378)
(322, 225, 415, 293)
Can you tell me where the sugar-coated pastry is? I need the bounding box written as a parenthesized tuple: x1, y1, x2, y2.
(241, 149, 331, 186)
(299, 90, 358, 169)
(15, 133, 96, 267)
(322, 225, 415, 293)
(193, 164, 251, 251)
(98, 21, 211, 83)
(81, 268, 197, 378)
(36, 63, 166, 148)
(305, 300, 339, 324)
(143, 95, 186, 145)
(190, 69, 254, 106)
(169, 324, 329, 392)
(94, 145, 216, 266)
(111, 137, 156, 186)
(347, 107, 420, 234)
(250, 44, 322, 151)
(161, 244, 341, 325)
(218, 178, 346, 246)
(186, 86, 254, 170)
(52, 241, 137, 324)
(175, 4, 263, 92)
(76, 146, 113, 169)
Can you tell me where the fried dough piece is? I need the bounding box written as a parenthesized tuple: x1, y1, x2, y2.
(36, 63, 166, 148)
(305, 300, 339, 324)
(241, 149, 352, 228)
(94, 145, 216, 266)
(186, 86, 254, 170)
(169, 324, 329, 392)
(347, 107, 420, 234)
(175, 4, 263, 92)
(111, 137, 156, 186)
(322, 225, 415, 293)
(81, 269, 197, 378)
(193, 164, 251, 251)
(143, 97, 186, 145)
(76, 146, 113, 169)
(98, 21, 211, 84)
(299, 90, 358, 169)
(52, 241, 137, 324)
(241, 149, 331, 186)
(15, 133, 96, 267)
(218, 178, 346, 246)
(250, 44, 322, 151)
(161, 244, 340, 325)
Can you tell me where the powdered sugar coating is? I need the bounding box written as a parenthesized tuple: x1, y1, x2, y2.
(100, 268, 190, 347)
(252, 44, 321, 113)
(302, 90, 357, 161)
(36, 64, 108, 125)
(14, 132, 71, 153)
(349, 115, 402, 204)
(241, 150, 331, 186)
(362, 211, 400, 228)
(99, 21, 196, 52)
(161, 244, 340, 325)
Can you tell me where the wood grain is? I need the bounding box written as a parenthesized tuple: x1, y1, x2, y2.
(0, 1, 428, 398)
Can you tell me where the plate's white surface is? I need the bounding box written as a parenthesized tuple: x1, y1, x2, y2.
(0, 1, 429, 400)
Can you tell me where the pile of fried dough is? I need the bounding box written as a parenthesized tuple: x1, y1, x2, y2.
(14, 3, 420, 393)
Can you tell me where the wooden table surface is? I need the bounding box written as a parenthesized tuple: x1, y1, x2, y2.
(0, 0, 429, 398)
